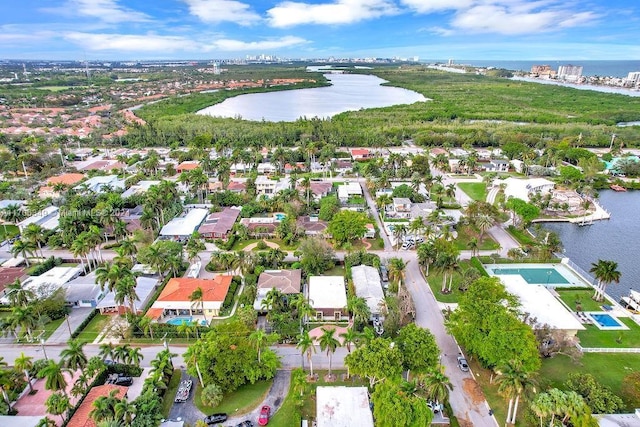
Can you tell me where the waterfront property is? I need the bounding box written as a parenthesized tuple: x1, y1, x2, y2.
(586, 312, 629, 330)
(485, 263, 589, 288)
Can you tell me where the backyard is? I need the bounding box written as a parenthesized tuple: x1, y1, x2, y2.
(454, 225, 500, 251)
(458, 182, 487, 201)
(425, 260, 484, 304)
(576, 318, 640, 348)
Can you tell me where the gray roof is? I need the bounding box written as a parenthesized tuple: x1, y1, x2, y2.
(351, 265, 385, 315)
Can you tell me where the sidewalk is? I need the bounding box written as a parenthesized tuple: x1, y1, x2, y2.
(46, 307, 94, 344)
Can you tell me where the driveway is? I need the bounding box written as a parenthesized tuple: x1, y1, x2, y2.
(168, 371, 204, 425)
(46, 307, 94, 344)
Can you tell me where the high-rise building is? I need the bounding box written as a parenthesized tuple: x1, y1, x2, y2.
(557, 65, 583, 81)
(627, 71, 640, 86)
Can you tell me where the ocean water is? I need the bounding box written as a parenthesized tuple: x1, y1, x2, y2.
(432, 60, 640, 78)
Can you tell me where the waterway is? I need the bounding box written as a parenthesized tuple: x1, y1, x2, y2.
(197, 73, 427, 122)
(543, 190, 640, 301)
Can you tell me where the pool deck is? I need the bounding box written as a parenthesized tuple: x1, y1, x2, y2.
(484, 262, 590, 288)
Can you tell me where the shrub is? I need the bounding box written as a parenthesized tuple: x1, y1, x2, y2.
(256, 240, 268, 250)
(30, 257, 63, 276)
(201, 383, 224, 408)
(222, 277, 241, 310)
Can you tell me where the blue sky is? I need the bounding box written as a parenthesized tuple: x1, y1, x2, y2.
(1, 0, 639, 60)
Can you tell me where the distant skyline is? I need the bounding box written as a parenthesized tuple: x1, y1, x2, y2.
(1, 0, 640, 60)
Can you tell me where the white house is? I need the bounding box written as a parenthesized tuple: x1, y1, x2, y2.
(351, 265, 385, 319)
(257, 162, 277, 174)
(9, 266, 82, 301)
(316, 387, 374, 427)
(502, 177, 555, 202)
(337, 182, 362, 203)
(74, 175, 125, 193)
(159, 208, 208, 240)
(17, 206, 60, 232)
(97, 276, 159, 314)
(255, 176, 290, 198)
(62, 272, 106, 308)
(308, 276, 348, 322)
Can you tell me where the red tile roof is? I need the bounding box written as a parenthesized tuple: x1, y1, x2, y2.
(157, 276, 233, 303)
(177, 161, 200, 171)
(0, 267, 26, 293)
(67, 385, 128, 427)
(46, 173, 85, 185)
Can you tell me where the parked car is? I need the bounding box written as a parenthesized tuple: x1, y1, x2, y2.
(204, 414, 228, 425)
(427, 401, 443, 413)
(235, 422, 254, 427)
(106, 374, 133, 386)
(258, 405, 271, 426)
(174, 379, 193, 402)
(379, 265, 389, 282)
(457, 356, 469, 372)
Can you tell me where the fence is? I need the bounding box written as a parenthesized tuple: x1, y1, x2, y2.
(576, 343, 640, 353)
(562, 257, 596, 286)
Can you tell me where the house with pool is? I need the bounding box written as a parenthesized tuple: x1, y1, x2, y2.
(146, 276, 233, 324)
(485, 262, 632, 337)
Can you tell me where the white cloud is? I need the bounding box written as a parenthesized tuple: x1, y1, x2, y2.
(182, 0, 260, 25)
(400, 0, 473, 13)
(267, 0, 399, 27)
(68, 0, 150, 23)
(206, 35, 308, 51)
(63, 32, 193, 52)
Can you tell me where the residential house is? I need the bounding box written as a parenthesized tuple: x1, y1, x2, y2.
(502, 177, 555, 202)
(226, 181, 247, 193)
(334, 160, 353, 174)
(176, 161, 200, 173)
(363, 223, 376, 239)
(296, 216, 329, 237)
(254, 269, 302, 311)
(115, 205, 144, 234)
(147, 276, 233, 320)
(240, 217, 279, 238)
(483, 159, 509, 172)
(198, 207, 241, 239)
(337, 182, 362, 203)
(0, 267, 26, 298)
(255, 176, 290, 198)
(121, 180, 161, 198)
(448, 158, 462, 173)
(97, 276, 159, 315)
(17, 206, 60, 232)
(74, 175, 125, 193)
(350, 148, 372, 160)
(316, 387, 374, 427)
(391, 197, 412, 218)
(39, 173, 85, 198)
(3, 266, 82, 303)
(159, 208, 208, 240)
(62, 272, 106, 308)
(67, 385, 128, 427)
(351, 265, 385, 320)
(79, 160, 126, 172)
(308, 276, 348, 321)
(257, 162, 277, 175)
(299, 181, 332, 202)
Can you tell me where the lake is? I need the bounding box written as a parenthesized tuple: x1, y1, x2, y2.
(543, 190, 640, 301)
(197, 73, 428, 122)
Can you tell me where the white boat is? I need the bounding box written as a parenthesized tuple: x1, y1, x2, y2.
(620, 290, 640, 312)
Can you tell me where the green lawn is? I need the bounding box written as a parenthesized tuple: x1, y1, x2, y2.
(0, 224, 19, 241)
(321, 265, 345, 276)
(425, 260, 483, 304)
(268, 379, 300, 427)
(454, 225, 500, 251)
(458, 182, 487, 201)
(41, 317, 65, 341)
(195, 379, 272, 416)
(161, 369, 183, 418)
(556, 289, 603, 312)
(75, 314, 110, 344)
(539, 353, 640, 409)
(577, 318, 640, 348)
(506, 225, 537, 246)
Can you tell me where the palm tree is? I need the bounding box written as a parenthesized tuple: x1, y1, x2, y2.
(318, 327, 340, 378)
(1, 203, 25, 224)
(530, 391, 554, 427)
(114, 399, 137, 424)
(45, 391, 72, 424)
(0, 365, 13, 407)
(339, 327, 360, 378)
(495, 360, 537, 425)
(60, 339, 88, 370)
(99, 343, 115, 361)
(467, 238, 479, 257)
(249, 329, 270, 364)
(23, 223, 46, 259)
(112, 344, 131, 364)
(11, 305, 38, 340)
(296, 330, 316, 376)
(10, 238, 36, 267)
(589, 259, 622, 302)
(423, 365, 453, 406)
(189, 287, 206, 323)
(476, 214, 495, 242)
(38, 360, 69, 393)
(6, 279, 34, 307)
(290, 294, 314, 332)
(387, 257, 407, 287)
(392, 224, 407, 250)
(128, 347, 144, 367)
(15, 352, 34, 393)
(345, 295, 371, 327)
(117, 238, 137, 263)
(177, 321, 194, 341)
(138, 316, 154, 340)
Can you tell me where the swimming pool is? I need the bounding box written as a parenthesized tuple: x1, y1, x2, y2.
(491, 267, 569, 285)
(588, 313, 628, 330)
(166, 317, 208, 326)
(274, 213, 286, 221)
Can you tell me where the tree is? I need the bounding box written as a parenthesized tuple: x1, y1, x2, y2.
(565, 373, 624, 414)
(201, 383, 224, 408)
(10, 238, 36, 267)
(328, 210, 368, 245)
(296, 330, 316, 377)
(60, 339, 88, 370)
(397, 323, 439, 376)
(38, 360, 69, 393)
(589, 260, 621, 302)
(189, 286, 207, 323)
(422, 365, 453, 406)
(249, 329, 273, 364)
(298, 237, 335, 275)
(371, 380, 433, 427)
(6, 279, 34, 307)
(345, 295, 371, 329)
(114, 399, 136, 424)
(318, 195, 340, 221)
(387, 257, 407, 288)
(345, 337, 403, 387)
(318, 327, 340, 378)
(495, 360, 537, 425)
(45, 392, 71, 424)
(15, 352, 34, 393)
(505, 198, 540, 228)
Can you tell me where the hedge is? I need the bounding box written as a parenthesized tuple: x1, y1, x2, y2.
(70, 308, 98, 339)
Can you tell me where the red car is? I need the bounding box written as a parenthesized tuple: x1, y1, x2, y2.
(258, 405, 271, 426)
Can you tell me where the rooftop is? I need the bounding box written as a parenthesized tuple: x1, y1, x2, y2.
(257, 269, 302, 293)
(160, 208, 208, 237)
(308, 276, 347, 309)
(67, 385, 128, 427)
(46, 173, 85, 185)
(351, 265, 385, 315)
(156, 276, 232, 303)
(316, 386, 374, 427)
